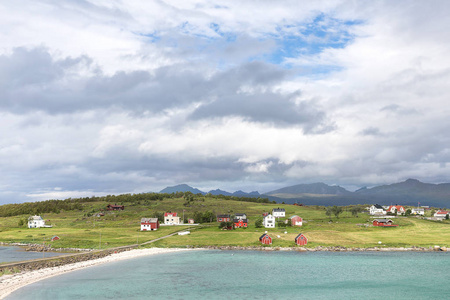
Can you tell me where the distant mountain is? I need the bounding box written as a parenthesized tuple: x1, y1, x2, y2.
(208, 189, 232, 196)
(159, 179, 450, 207)
(232, 190, 260, 197)
(265, 182, 351, 198)
(160, 185, 260, 197)
(355, 178, 450, 204)
(160, 184, 206, 195)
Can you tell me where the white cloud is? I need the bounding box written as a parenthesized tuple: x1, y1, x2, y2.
(1, 1, 450, 204)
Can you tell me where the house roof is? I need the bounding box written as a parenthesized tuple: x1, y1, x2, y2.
(259, 233, 271, 240)
(435, 211, 449, 215)
(217, 214, 230, 218)
(28, 215, 43, 221)
(388, 205, 404, 210)
(373, 204, 384, 209)
(141, 218, 158, 223)
(374, 219, 393, 223)
(164, 212, 177, 217)
(290, 215, 302, 219)
(272, 208, 285, 212)
(235, 213, 246, 216)
(295, 233, 306, 242)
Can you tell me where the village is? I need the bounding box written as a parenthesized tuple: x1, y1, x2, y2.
(22, 202, 450, 249)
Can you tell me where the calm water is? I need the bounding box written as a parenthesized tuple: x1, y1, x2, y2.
(8, 250, 449, 300)
(0, 246, 65, 263)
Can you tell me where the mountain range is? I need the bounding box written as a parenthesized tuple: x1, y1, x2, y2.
(160, 179, 450, 207)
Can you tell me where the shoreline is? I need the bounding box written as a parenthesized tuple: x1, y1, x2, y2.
(0, 248, 199, 299)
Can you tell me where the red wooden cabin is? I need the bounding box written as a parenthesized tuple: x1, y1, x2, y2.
(217, 214, 231, 222)
(233, 218, 248, 228)
(373, 219, 398, 227)
(259, 233, 272, 245)
(294, 233, 308, 246)
(290, 215, 303, 227)
(141, 218, 160, 231)
(106, 204, 125, 211)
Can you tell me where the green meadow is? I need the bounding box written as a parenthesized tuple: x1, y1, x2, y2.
(0, 195, 448, 250)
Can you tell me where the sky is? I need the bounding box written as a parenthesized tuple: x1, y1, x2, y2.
(1, 0, 450, 204)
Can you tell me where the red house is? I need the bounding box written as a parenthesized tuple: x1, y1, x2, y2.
(141, 218, 160, 231)
(259, 233, 272, 245)
(106, 204, 125, 211)
(295, 233, 308, 246)
(373, 219, 398, 227)
(290, 215, 303, 227)
(217, 214, 231, 222)
(233, 218, 248, 228)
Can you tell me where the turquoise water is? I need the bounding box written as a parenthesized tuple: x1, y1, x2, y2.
(7, 250, 449, 299)
(0, 246, 65, 263)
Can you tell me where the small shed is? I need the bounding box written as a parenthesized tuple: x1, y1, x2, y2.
(259, 233, 272, 245)
(51, 235, 60, 241)
(188, 218, 195, 224)
(294, 233, 308, 246)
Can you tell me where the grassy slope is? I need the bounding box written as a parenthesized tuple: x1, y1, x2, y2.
(0, 196, 448, 249)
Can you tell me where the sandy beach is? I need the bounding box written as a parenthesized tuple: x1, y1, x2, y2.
(0, 248, 198, 299)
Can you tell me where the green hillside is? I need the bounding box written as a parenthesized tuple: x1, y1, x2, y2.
(0, 193, 448, 250)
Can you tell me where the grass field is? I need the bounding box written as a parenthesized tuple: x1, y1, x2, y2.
(0, 196, 448, 249)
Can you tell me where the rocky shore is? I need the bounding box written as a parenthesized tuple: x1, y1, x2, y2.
(202, 245, 449, 252)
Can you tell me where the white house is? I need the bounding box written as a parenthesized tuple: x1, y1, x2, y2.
(272, 208, 285, 218)
(263, 214, 276, 228)
(164, 212, 181, 225)
(234, 213, 247, 220)
(369, 204, 386, 215)
(28, 215, 51, 228)
(434, 210, 449, 220)
(411, 208, 425, 215)
(387, 205, 405, 215)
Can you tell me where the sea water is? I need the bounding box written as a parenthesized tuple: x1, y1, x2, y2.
(7, 250, 449, 300)
(0, 246, 65, 264)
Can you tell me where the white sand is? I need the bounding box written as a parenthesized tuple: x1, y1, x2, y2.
(0, 248, 199, 299)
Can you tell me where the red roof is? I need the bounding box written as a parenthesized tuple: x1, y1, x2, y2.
(164, 212, 177, 217)
(436, 211, 449, 215)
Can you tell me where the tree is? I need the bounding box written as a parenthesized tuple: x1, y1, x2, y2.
(325, 207, 332, 220)
(255, 219, 263, 228)
(331, 206, 343, 218)
(278, 220, 286, 228)
(405, 209, 412, 216)
(350, 206, 361, 217)
(18, 218, 24, 227)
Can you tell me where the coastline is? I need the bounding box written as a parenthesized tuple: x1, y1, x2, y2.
(0, 247, 199, 300)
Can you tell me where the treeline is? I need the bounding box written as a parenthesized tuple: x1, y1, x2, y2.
(0, 200, 83, 217)
(0, 192, 270, 217)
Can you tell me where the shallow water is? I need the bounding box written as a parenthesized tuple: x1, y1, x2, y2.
(0, 246, 65, 263)
(8, 250, 450, 299)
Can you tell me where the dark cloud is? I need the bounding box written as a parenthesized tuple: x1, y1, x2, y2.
(0, 48, 329, 132)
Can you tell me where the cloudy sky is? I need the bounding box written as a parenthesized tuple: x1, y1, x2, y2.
(1, 0, 450, 204)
